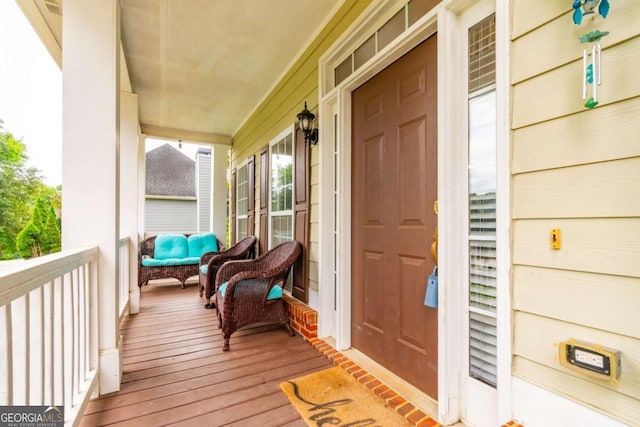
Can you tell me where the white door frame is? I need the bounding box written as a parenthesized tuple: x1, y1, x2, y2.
(317, 0, 511, 424)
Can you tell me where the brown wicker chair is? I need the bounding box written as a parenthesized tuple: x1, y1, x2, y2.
(199, 235, 257, 303)
(215, 240, 302, 351)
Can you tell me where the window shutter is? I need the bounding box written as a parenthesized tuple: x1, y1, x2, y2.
(258, 146, 269, 256)
(293, 126, 309, 303)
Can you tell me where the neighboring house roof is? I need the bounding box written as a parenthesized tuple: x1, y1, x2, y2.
(145, 144, 196, 197)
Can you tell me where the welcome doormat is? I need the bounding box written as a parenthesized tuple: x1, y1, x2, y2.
(280, 366, 412, 426)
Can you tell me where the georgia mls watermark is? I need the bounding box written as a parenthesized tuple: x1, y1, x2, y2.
(0, 406, 63, 427)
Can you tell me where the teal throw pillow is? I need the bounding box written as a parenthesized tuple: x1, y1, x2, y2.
(188, 233, 218, 258)
(154, 234, 188, 260)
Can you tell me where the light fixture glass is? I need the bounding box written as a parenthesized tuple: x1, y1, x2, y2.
(296, 101, 318, 145)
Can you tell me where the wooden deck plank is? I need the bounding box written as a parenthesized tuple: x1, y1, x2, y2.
(121, 327, 306, 381)
(80, 281, 332, 426)
(83, 355, 328, 425)
(215, 405, 307, 427)
(85, 345, 326, 414)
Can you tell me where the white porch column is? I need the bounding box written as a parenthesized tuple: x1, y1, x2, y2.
(211, 144, 228, 244)
(61, 0, 121, 395)
(120, 92, 140, 315)
(137, 134, 147, 240)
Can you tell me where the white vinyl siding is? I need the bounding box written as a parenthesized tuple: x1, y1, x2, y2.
(144, 198, 197, 234)
(196, 153, 211, 232)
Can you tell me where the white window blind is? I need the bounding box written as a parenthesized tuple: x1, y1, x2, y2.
(468, 14, 497, 388)
(236, 162, 249, 240)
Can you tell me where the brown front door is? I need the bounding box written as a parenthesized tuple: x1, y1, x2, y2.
(351, 34, 438, 398)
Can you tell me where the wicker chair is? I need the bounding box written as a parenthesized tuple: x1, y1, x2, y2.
(215, 240, 302, 351)
(199, 235, 257, 304)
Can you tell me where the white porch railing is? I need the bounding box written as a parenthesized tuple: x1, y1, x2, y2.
(0, 247, 99, 425)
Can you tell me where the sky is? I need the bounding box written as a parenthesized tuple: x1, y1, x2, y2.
(0, 2, 205, 186)
(0, 1, 62, 187)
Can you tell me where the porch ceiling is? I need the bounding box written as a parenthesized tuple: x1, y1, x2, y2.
(23, 0, 341, 144)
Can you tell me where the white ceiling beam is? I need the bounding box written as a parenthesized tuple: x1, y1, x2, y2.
(140, 124, 232, 146)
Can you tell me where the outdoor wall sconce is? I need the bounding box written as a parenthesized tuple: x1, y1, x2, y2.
(297, 102, 318, 145)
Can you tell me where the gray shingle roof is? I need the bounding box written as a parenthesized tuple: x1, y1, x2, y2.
(145, 144, 196, 197)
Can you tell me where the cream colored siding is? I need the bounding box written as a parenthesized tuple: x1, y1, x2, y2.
(511, 1, 640, 423)
(514, 266, 639, 339)
(231, 0, 374, 296)
(514, 312, 640, 410)
(513, 37, 640, 129)
(513, 218, 639, 278)
(512, 1, 640, 84)
(513, 99, 640, 173)
(513, 159, 640, 219)
(512, 1, 570, 39)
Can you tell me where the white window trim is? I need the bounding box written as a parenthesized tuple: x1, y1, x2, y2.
(318, 0, 511, 425)
(236, 158, 250, 240)
(464, 22, 499, 427)
(267, 125, 295, 250)
(447, 1, 511, 425)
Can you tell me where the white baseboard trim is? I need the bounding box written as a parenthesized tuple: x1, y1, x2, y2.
(512, 377, 627, 427)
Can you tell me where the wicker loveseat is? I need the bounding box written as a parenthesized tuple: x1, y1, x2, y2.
(138, 232, 224, 288)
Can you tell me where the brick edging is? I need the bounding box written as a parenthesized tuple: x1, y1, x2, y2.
(308, 337, 441, 427)
(284, 295, 318, 339)
(286, 298, 524, 427)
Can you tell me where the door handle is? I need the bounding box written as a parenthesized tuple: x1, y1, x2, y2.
(431, 226, 438, 264)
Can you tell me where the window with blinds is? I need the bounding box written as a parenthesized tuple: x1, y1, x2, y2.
(236, 162, 249, 241)
(468, 14, 497, 388)
(269, 132, 294, 248)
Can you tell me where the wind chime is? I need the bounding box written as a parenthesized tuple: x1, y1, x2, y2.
(572, 0, 611, 109)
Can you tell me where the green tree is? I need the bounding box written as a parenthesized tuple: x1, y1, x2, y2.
(16, 222, 41, 258)
(15, 196, 61, 258)
(41, 196, 61, 253)
(0, 121, 59, 259)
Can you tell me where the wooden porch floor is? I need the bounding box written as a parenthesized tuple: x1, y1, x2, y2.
(80, 280, 333, 426)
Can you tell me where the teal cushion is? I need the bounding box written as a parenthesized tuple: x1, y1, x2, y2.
(154, 234, 188, 260)
(200, 265, 208, 275)
(180, 257, 200, 265)
(218, 281, 282, 300)
(141, 257, 199, 267)
(187, 233, 218, 258)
